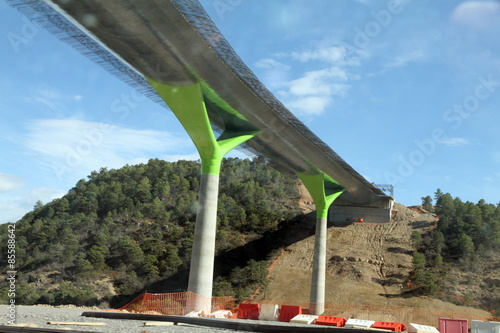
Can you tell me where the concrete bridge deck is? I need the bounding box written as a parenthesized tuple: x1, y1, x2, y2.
(12, 0, 392, 206)
(9, 0, 394, 314)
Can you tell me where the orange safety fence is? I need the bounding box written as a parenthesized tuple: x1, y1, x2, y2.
(118, 292, 500, 328)
(118, 291, 236, 316)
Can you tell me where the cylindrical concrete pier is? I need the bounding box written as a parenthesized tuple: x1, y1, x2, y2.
(309, 216, 327, 315)
(187, 173, 220, 314)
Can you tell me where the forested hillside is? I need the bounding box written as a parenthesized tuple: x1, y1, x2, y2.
(0, 157, 302, 307)
(1, 159, 499, 313)
(413, 190, 500, 312)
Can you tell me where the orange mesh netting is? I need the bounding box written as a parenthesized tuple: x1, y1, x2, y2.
(119, 292, 499, 327)
(119, 291, 236, 315)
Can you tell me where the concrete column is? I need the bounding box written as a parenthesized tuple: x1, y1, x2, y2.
(310, 216, 327, 315)
(297, 172, 344, 316)
(187, 173, 219, 314)
(146, 80, 260, 314)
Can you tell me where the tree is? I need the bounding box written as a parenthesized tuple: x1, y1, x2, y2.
(411, 231, 422, 249)
(450, 232, 475, 259)
(114, 236, 144, 268)
(161, 244, 182, 275)
(412, 251, 426, 270)
(87, 245, 108, 271)
(430, 230, 445, 255)
(435, 193, 455, 217)
(463, 202, 482, 240)
(434, 188, 443, 203)
(140, 254, 159, 279)
(5, 157, 305, 305)
(74, 253, 94, 276)
(412, 252, 437, 294)
(421, 196, 433, 212)
(34, 200, 43, 211)
(136, 177, 152, 203)
(55, 282, 96, 306)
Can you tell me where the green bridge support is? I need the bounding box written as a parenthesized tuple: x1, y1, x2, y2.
(298, 172, 344, 315)
(148, 79, 260, 313)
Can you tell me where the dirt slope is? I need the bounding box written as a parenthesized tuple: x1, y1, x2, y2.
(255, 203, 491, 316)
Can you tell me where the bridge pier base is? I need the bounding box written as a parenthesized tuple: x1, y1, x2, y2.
(147, 79, 260, 314)
(298, 172, 344, 315)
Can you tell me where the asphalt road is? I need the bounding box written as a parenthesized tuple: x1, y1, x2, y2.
(2, 305, 347, 333)
(2, 305, 238, 332)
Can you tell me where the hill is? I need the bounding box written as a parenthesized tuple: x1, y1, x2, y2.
(0, 158, 498, 317)
(0, 157, 302, 306)
(257, 202, 499, 316)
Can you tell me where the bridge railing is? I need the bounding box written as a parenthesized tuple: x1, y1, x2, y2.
(373, 184, 394, 197)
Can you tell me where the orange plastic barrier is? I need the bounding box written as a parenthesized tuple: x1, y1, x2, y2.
(242, 299, 500, 328)
(373, 321, 407, 332)
(316, 316, 346, 327)
(237, 303, 260, 320)
(278, 305, 302, 322)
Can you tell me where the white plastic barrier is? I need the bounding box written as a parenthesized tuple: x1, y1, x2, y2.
(408, 323, 441, 333)
(185, 310, 204, 317)
(345, 318, 375, 328)
(258, 304, 279, 321)
(290, 314, 318, 325)
(471, 320, 500, 333)
(209, 310, 232, 318)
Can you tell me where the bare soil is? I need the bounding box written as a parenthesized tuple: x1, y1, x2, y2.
(255, 202, 493, 317)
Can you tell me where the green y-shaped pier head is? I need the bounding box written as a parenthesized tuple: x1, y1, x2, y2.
(298, 172, 344, 315)
(148, 79, 260, 313)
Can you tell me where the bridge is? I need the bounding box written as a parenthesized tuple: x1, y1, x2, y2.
(10, 0, 394, 314)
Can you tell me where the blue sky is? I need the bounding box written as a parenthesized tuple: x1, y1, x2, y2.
(1, 0, 500, 223)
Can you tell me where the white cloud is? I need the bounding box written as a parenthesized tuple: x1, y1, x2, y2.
(258, 45, 365, 116)
(24, 119, 191, 181)
(439, 137, 471, 146)
(25, 88, 83, 117)
(254, 58, 291, 89)
(0, 173, 25, 192)
(255, 58, 290, 70)
(287, 96, 333, 116)
(290, 45, 364, 66)
(289, 67, 349, 96)
(451, 1, 500, 30)
(0, 187, 66, 223)
(283, 67, 351, 115)
(385, 49, 426, 68)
